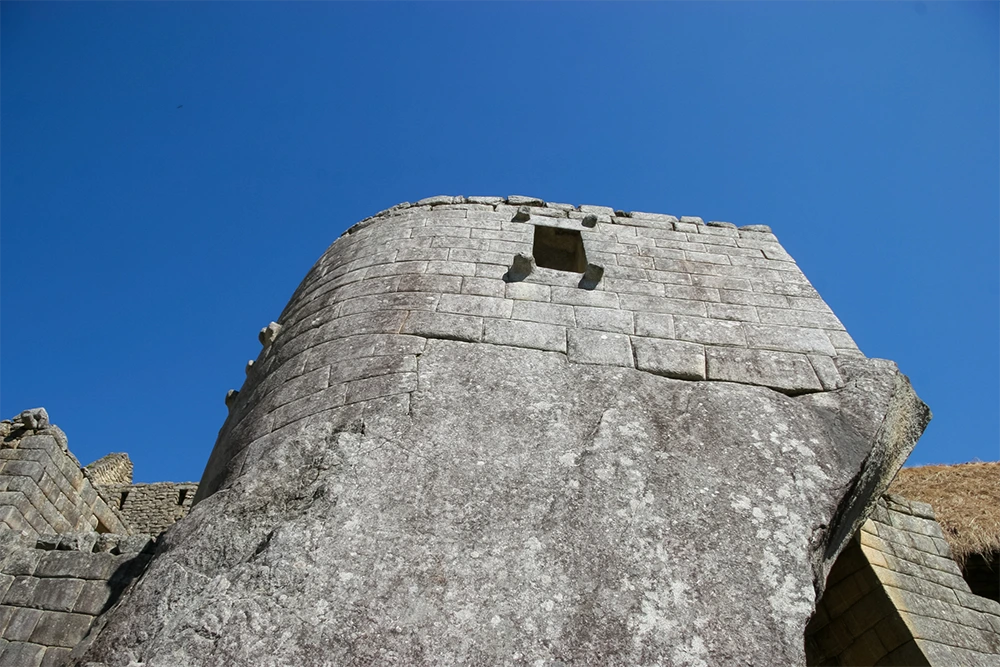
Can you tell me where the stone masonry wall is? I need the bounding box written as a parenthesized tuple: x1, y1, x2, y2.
(0, 414, 128, 538)
(100, 483, 198, 537)
(807, 496, 1000, 666)
(84, 455, 133, 488)
(0, 532, 151, 667)
(197, 195, 864, 501)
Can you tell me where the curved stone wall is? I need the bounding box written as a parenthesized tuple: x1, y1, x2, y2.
(81, 197, 929, 667)
(196, 196, 863, 503)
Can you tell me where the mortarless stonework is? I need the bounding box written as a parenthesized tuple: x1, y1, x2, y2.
(77, 197, 932, 666)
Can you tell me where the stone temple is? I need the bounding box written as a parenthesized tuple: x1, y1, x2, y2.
(0, 196, 997, 666)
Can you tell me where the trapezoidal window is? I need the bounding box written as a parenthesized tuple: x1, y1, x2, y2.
(533, 226, 588, 273)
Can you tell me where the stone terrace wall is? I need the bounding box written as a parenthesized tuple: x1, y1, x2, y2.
(0, 532, 151, 667)
(807, 496, 1000, 665)
(100, 483, 198, 537)
(197, 195, 864, 501)
(0, 414, 128, 538)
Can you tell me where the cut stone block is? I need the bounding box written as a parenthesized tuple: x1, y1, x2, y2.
(633, 337, 706, 380)
(705, 347, 822, 394)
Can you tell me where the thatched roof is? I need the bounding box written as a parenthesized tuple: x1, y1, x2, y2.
(888, 461, 1000, 565)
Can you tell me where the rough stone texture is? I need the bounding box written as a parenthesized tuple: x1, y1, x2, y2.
(76, 198, 931, 666)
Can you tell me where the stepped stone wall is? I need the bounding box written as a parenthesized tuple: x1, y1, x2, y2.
(0, 413, 128, 538)
(0, 532, 152, 667)
(807, 495, 1000, 665)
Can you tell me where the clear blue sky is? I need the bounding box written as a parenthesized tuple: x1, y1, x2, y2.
(2, 2, 997, 483)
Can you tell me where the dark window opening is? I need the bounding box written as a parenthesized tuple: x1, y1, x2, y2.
(119, 491, 129, 509)
(533, 226, 588, 273)
(961, 550, 999, 602)
(178, 489, 189, 506)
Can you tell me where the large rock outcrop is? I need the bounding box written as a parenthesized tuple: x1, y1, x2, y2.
(75, 197, 930, 666)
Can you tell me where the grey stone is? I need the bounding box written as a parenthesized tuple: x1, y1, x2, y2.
(28, 610, 93, 648)
(258, 322, 282, 348)
(79, 338, 929, 667)
(244, 360, 254, 377)
(400, 311, 483, 343)
(466, 196, 503, 205)
(674, 316, 747, 347)
(581, 214, 598, 228)
(503, 253, 535, 282)
(706, 221, 737, 229)
(739, 224, 772, 233)
(706, 347, 823, 394)
(438, 294, 513, 319)
(507, 195, 545, 207)
(511, 206, 531, 222)
(579, 204, 615, 216)
(0, 641, 44, 667)
(416, 195, 459, 206)
(30, 578, 84, 613)
(633, 337, 706, 380)
(566, 329, 633, 367)
(578, 263, 605, 290)
(14, 409, 49, 431)
(744, 323, 836, 356)
(483, 320, 566, 353)
(573, 306, 633, 335)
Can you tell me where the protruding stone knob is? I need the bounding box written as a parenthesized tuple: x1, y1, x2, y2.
(225, 389, 239, 409)
(245, 360, 255, 376)
(582, 214, 598, 228)
(512, 206, 531, 222)
(259, 322, 282, 349)
(579, 263, 605, 290)
(504, 253, 535, 283)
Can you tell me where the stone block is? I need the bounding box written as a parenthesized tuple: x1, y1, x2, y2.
(28, 610, 93, 648)
(400, 311, 483, 343)
(34, 552, 118, 581)
(438, 294, 513, 319)
(809, 355, 845, 390)
(618, 294, 709, 318)
(0, 506, 32, 537)
(757, 307, 845, 330)
(0, 606, 12, 635)
(30, 579, 84, 613)
(549, 287, 619, 309)
(2, 577, 37, 607)
(344, 372, 418, 405)
(72, 581, 112, 616)
(461, 277, 506, 298)
(510, 300, 575, 327)
(329, 355, 417, 387)
(38, 647, 71, 667)
(3, 607, 41, 642)
(423, 261, 477, 278)
(720, 289, 789, 308)
(674, 316, 747, 347)
(743, 324, 835, 356)
(396, 274, 462, 294)
(0, 578, 12, 603)
(705, 347, 823, 394)
(634, 313, 675, 340)
(507, 195, 545, 206)
(633, 337, 706, 380)
(0, 641, 44, 667)
(2, 548, 42, 577)
(707, 303, 758, 322)
(504, 282, 550, 302)
(0, 462, 44, 485)
(573, 307, 634, 334)
(483, 320, 566, 353)
(566, 330, 633, 368)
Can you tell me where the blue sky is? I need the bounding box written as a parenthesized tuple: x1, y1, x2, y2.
(2, 2, 997, 483)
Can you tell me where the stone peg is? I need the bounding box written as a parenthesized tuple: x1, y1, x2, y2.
(581, 214, 599, 228)
(259, 322, 282, 349)
(15, 407, 49, 430)
(511, 205, 531, 222)
(578, 263, 605, 290)
(245, 360, 255, 377)
(504, 253, 535, 283)
(225, 389, 239, 410)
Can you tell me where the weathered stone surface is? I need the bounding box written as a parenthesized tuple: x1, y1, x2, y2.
(80, 339, 927, 666)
